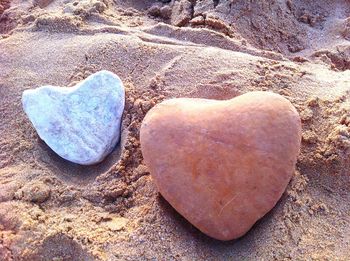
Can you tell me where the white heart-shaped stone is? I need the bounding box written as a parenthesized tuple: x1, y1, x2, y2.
(22, 70, 125, 165)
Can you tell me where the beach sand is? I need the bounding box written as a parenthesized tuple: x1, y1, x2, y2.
(0, 0, 349, 260)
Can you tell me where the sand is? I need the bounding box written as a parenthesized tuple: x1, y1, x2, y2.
(0, 0, 349, 260)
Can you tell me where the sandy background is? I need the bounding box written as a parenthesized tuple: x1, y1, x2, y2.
(0, 0, 350, 260)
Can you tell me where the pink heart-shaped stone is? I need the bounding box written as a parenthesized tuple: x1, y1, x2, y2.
(140, 91, 301, 240)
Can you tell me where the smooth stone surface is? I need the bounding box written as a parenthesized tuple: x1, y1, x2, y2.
(140, 91, 302, 241)
(22, 70, 125, 165)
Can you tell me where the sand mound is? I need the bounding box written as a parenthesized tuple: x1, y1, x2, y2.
(0, 0, 349, 260)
